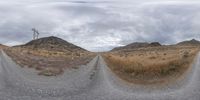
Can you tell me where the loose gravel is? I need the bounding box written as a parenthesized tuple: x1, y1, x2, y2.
(0, 50, 199, 100)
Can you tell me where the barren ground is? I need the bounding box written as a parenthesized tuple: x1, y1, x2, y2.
(4, 47, 96, 76)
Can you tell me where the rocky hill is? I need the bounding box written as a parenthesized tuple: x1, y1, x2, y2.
(177, 39, 200, 46)
(111, 42, 161, 51)
(149, 42, 162, 47)
(20, 36, 87, 52)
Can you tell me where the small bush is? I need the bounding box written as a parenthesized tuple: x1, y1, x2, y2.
(149, 56, 156, 59)
(38, 68, 63, 76)
(183, 51, 189, 58)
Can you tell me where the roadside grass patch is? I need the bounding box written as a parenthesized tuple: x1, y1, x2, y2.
(103, 46, 199, 84)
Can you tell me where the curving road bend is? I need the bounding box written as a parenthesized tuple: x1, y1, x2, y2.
(0, 50, 200, 100)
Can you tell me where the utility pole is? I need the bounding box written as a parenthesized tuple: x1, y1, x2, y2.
(32, 28, 40, 40)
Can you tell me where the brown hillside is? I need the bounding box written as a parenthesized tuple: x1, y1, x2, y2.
(177, 39, 200, 46)
(111, 42, 161, 51)
(0, 44, 8, 49)
(22, 36, 87, 52)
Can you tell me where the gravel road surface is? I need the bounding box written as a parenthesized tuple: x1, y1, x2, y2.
(0, 50, 200, 100)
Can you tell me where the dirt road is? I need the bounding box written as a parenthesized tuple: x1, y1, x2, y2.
(0, 50, 200, 100)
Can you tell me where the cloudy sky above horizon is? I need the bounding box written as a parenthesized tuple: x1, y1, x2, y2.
(0, 0, 200, 51)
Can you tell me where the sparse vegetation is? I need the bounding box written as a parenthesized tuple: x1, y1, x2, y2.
(104, 46, 199, 84)
(4, 36, 96, 76)
(5, 47, 95, 76)
(38, 67, 63, 76)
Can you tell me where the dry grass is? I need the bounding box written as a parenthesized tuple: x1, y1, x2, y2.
(4, 47, 96, 76)
(38, 67, 63, 76)
(0, 44, 8, 49)
(104, 46, 200, 84)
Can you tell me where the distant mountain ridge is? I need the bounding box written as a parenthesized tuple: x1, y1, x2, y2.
(177, 39, 200, 46)
(111, 39, 200, 52)
(20, 36, 87, 52)
(111, 42, 161, 51)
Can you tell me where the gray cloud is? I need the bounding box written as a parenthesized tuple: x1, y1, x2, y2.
(0, 0, 200, 51)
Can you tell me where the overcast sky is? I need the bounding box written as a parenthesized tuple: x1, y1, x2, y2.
(0, 0, 200, 51)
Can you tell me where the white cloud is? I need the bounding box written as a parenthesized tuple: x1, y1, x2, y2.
(0, 0, 200, 51)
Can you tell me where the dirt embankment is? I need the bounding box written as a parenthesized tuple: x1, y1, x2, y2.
(0, 44, 8, 49)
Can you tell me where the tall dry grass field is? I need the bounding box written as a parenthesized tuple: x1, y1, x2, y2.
(104, 46, 199, 84)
